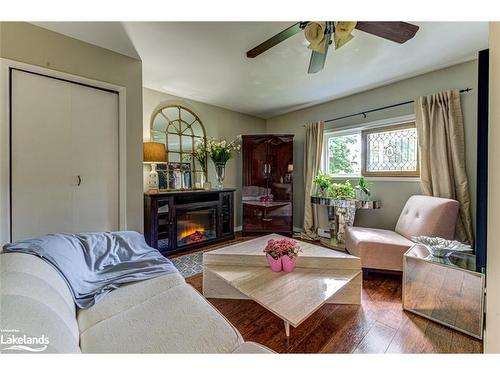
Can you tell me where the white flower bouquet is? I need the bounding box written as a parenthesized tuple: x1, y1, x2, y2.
(205, 137, 241, 164)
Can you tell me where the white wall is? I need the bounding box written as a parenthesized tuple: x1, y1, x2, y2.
(485, 22, 500, 354)
(266, 61, 478, 232)
(143, 87, 267, 227)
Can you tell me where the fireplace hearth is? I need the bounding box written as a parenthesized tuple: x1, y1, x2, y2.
(144, 189, 235, 256)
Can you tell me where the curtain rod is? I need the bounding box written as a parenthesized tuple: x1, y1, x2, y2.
(324, 88, 473, 123)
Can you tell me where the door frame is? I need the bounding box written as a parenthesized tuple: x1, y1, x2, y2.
(0, 58, 127, 244)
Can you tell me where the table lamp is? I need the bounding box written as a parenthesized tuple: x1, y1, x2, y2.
(144, 142, 167, 193)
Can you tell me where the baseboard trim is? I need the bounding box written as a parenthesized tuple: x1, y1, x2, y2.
(235, 226, 301, 234)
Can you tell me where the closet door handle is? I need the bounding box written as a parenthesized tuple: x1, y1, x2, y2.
(77, 175, 82, 186)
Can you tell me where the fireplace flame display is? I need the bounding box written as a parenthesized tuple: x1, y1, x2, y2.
(177, 208, 217, 246)
(179, 226, 208, 244)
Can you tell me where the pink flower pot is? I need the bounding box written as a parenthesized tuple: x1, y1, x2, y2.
(282, 255, 297, 272)
(266, 254, 282, 272)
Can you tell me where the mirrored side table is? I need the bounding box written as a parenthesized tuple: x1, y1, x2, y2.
(310, 196, 381, 251)
(403, 244, 485, 339)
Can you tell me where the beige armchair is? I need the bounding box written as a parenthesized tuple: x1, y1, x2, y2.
(345, 195, 459, 273)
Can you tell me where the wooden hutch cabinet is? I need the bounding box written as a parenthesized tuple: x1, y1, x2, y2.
(242, 135, 294, 235)
(144, 189, 235, 256)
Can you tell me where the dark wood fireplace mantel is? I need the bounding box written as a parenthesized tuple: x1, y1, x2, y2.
(144, 189, 235, 256)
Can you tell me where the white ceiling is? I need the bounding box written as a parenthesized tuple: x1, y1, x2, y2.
(32, 22, 489, 118)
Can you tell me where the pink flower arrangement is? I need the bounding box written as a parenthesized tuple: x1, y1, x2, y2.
(263, 238, 301, 260)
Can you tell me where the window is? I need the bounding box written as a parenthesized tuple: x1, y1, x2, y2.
(362, 123, 419, 177)
(325, 131, 361, 177)
(323, 119, 419, 178)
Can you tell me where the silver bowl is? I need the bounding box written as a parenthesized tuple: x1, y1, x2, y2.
(411, 236, 472, 258)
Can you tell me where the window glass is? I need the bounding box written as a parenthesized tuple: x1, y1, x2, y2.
(326, 132, 361, 177)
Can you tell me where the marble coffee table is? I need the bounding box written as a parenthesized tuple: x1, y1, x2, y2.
(202, 234, 361, 337)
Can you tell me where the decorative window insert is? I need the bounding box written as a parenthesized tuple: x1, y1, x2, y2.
(361, 122, 419, 177)
(150, 105, 207, 190)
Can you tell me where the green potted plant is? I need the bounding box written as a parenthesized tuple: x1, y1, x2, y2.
(313, 172, 333, 197)
(326, 180, 355, 200)
(355, 177, 372, 201)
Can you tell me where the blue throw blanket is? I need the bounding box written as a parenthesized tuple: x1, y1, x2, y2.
(2, 231, 179, 309)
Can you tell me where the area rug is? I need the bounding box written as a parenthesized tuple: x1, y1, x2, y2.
(169, 238, 245, 278)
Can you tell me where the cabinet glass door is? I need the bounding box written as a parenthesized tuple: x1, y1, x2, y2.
(157, 199, 170, 252)
(265, 137, 293, 232)
(242, 135, 293, 234)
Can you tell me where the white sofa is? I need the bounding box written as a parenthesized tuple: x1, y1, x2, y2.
(0, 252, 272, 353)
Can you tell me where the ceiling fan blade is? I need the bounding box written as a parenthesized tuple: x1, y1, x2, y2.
(308, 30, 332, 74)
(308, 50, 326, 74)
(355, 22, 419, 43)
(246, 22, 303, 58)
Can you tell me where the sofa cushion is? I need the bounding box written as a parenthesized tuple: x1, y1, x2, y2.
(0, 253, 75, 313)
(77, 272, 185, 332)
(0, 253, 80, 353)
(79, 283, 244, 353)
(345, 227, 414, 271)
(0, 295, 81, 353)
(395, 195, 459, 240)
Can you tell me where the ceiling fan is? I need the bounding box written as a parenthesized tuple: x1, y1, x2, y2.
(246, 21, 420, 74)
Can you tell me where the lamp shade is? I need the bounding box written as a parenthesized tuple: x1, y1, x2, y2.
(143, 142, 166, 163)
(287, 164, 294, 173)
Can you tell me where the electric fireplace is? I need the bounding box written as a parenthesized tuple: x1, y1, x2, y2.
(144, 189, 235, 256)
(176, 208, 217, 247)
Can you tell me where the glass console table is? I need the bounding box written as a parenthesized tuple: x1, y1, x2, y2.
(403, 244, 485, 339)
(310, 196, 381, 251)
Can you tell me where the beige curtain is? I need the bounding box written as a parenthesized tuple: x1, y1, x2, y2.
(300, 121, 324, 240)
(415, 90, 474, 245)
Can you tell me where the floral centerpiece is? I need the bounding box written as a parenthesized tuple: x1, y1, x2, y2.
(205, 137, 241, 190)
(193, 141, 208, 169)
(193, 141, 208, 186)
(263, 238, 302, 272)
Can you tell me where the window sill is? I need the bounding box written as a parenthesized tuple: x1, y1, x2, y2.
(331, 176, 421, 183)
(365, 176, 421, 182)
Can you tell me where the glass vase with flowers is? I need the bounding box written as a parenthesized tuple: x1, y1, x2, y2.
(206, 137, 241, 190)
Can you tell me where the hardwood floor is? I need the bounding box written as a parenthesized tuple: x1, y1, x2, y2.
(180, 236, 483, 354)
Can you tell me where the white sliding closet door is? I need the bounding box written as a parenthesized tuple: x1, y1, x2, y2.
(70, 83, 119, 233)
(11, 70, 119, 241)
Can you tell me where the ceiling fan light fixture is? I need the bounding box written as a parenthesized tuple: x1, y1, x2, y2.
(304, 22, 327, 53)
(334, 21, 357, 49)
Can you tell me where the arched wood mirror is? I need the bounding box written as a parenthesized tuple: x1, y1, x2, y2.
(150, 105, 206, 190)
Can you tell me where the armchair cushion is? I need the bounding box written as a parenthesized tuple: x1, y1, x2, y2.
(345, 227, 414, 271)
(395, 195, 459, 240)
